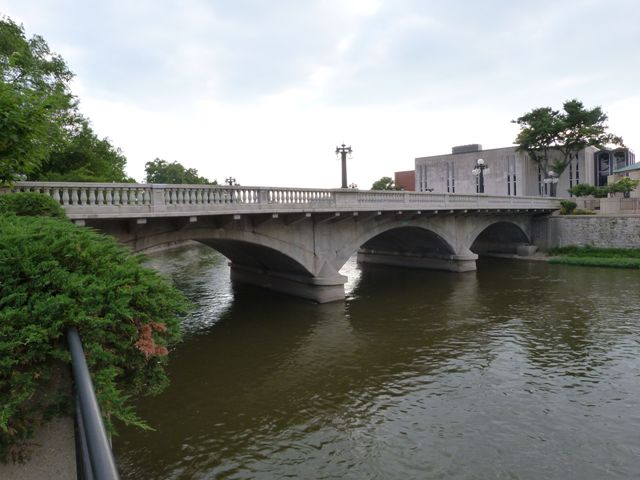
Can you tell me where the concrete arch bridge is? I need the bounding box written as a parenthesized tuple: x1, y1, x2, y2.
(10, 182, 560, 302)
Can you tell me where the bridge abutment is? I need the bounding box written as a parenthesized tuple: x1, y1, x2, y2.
(229, 263, 347, 303)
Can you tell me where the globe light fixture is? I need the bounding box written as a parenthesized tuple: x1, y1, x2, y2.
(471, 158, 488, 193)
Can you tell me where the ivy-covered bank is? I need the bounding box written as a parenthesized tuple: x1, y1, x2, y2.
(0, 193, 188, 462)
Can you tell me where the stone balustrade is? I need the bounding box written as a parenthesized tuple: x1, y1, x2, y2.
(5, 182, 560, 219)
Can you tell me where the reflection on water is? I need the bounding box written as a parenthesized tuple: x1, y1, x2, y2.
(116, 244, 640, 479)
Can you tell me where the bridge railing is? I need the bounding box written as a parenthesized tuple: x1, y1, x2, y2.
(5, 182, 560, 217)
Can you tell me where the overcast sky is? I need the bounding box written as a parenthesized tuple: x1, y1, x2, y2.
(2, 0, 638, 187)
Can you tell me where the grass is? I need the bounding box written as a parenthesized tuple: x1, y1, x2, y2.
(549, 246, 640, 269)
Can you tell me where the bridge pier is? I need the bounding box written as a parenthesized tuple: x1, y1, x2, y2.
(229, 263, 347, 303)
(357, 249, 478, 272)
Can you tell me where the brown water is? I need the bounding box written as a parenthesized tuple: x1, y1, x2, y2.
(115, 244, 640, 479)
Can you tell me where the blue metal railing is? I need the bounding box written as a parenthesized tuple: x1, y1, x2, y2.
(67, 327, 120, 480)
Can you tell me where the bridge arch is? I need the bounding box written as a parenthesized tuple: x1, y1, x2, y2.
(335, 222, 458, 270)
(131, 226, 318, 278)
(469, 219, 531, 255)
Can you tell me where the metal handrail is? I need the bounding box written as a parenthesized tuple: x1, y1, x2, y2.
(67, 327, 120, 480)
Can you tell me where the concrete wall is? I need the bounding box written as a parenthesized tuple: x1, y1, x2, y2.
(533, 215, 640, 250)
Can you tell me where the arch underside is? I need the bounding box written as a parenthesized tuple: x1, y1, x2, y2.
(359, 226, 455, 258)
(198, 239, 312, 277)
(470, 221, 530, 255)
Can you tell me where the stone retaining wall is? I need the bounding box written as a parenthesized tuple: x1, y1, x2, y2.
(533, 215, 640, 250)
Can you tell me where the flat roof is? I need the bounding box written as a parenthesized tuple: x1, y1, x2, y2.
(415, 145, 518, 161)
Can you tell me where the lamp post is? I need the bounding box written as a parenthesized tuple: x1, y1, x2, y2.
(543, 170, 559, 197)
(335, 144, 352, 189)
(225, 177, 236, 186)
(471, 158, 487, 193)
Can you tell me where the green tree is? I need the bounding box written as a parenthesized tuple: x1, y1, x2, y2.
(145, 158, 214, 184)
(0, 16, 76, 184)
(32, 119, 132, 182)
(514, 99, 623, 196)
(371, 176, 400, 190)
(0, 16, 130, 184)
(608, 176, 640, 195)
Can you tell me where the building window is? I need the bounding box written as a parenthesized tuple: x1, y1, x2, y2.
(614, 150, 626, 171)
(538, 165, 547, 196)
(446, 162, 455, 193)
(597, 152, 611, 186)
(419, 164, 428, 192)
(506, 155, 516, 196)
(569, 156, 580, 196)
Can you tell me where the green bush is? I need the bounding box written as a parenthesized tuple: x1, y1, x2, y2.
(608, 177, 640, 194)
(566, 183, 610, 198)
(572, 209, 596, 215)
(0, 192, 66, 218)
(559, 200, 577, 215)
(0, 215, 188, 461)
(567, 183, 597, 197)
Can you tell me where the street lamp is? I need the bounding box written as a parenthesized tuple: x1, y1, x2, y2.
(348, 182, 358, 189)
(471, 158, 488, 193)
(335, 144, 352, 189)
(543, 170, 559, 197)
(225, 177, 236, 186)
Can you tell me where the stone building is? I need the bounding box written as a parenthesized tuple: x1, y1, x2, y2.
(410, 144, 627, 197)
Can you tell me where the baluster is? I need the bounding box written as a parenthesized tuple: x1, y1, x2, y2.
(52, 189, 61, 204)
(61, 189, 70, 206)
(113, 189, 120, 206)
(105, 189, 113, 205)
(196, 189, 203, 204)
(80, 188, 88, 205)
(70, 188, 79, 205)
(89, 188, 96, 205)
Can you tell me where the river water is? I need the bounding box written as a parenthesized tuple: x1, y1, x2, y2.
(115, 244, 640, 479)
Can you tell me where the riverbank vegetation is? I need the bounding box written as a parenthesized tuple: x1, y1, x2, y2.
(549, 246, 640, 269)
(0, 193, 188, 462)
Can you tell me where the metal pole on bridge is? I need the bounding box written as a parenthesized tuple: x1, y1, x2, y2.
(335, 144, 352, 189)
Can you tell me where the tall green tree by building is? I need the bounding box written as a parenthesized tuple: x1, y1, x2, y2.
(513, 99, 623, 196)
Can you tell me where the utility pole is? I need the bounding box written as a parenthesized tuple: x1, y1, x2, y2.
(335, 144, 352, 189)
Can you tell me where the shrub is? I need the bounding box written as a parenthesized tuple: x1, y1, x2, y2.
(572, 209, 596, 215)
(0, 192, 66, 218)
(559, 200, 577, 215)
(567, 183, 597, 197)
(608, 177, 640, 194)
(593, 186, 609, 198)
(0, 215, 188, 461)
